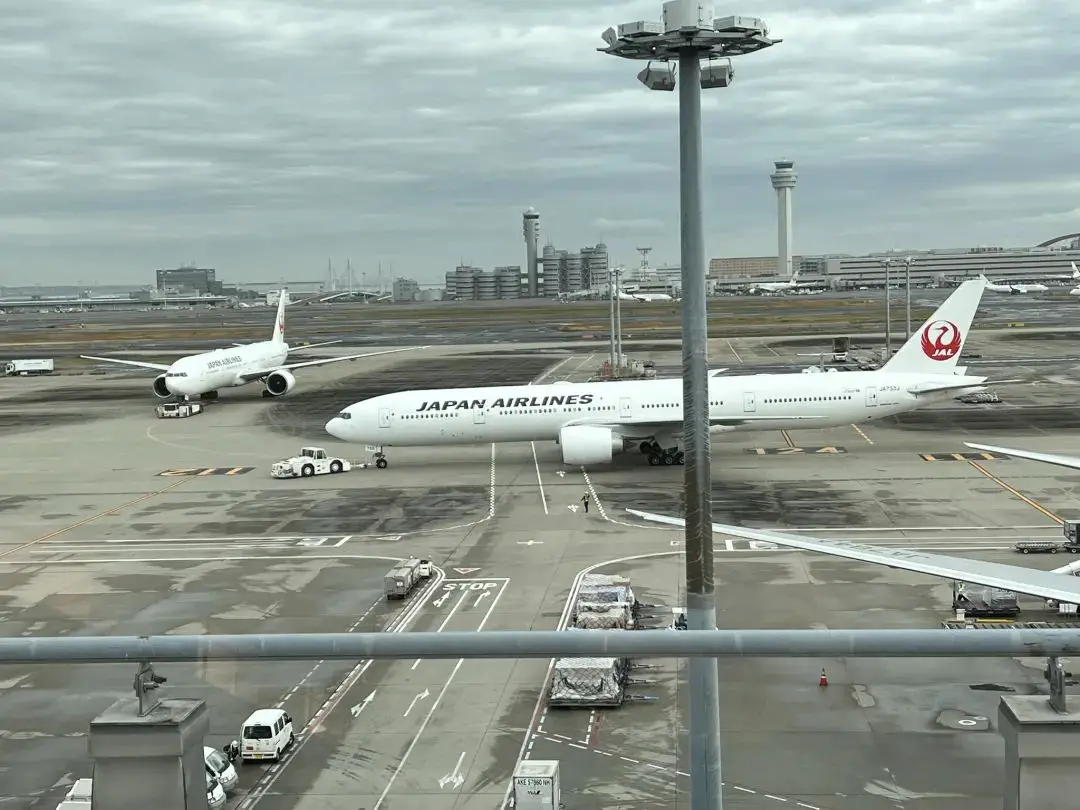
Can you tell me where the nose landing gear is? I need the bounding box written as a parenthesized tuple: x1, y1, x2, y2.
(368, 446, 389, 469)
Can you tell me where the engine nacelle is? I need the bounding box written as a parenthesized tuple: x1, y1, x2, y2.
(153, 375, 171, 398)
(559, 425, 624, 466)
(265, 369, 296, 397)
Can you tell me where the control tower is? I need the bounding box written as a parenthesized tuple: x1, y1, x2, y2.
(769, 160, 797, 280)
(523, 207, 540, 297)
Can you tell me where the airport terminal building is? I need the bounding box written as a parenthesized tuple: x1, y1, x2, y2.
(710, 242, 1080, 289)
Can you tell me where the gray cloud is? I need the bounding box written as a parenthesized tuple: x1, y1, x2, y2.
(0, 0, 1077, 285)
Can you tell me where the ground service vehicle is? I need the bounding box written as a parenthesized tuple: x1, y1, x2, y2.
(239, 708, 295, 762)
(271, 446, 351, 478)
(204, 746, 239, 793)
(4, 358, 53, 376)
(155, 401, 204, 418)
(384, 557, 432, 599)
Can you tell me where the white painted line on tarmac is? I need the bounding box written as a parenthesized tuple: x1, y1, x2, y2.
(373, 578, 509, 810)
(526, 357, 574, 515)
(239, 568, 446, 810)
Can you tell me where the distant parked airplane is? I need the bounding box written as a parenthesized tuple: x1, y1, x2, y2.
(82, 291, 422, 401)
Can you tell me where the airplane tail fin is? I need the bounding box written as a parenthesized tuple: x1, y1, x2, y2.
(1072, 262, 1079, 280)
(880, 277, 986, 374)
(271, 290, 288, 344)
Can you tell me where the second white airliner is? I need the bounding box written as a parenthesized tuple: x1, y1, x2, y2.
(326, 278, 992, 468)
(84, 292, 422, 401)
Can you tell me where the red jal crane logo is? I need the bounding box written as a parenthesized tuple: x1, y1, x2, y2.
(920, 320, 962, 361)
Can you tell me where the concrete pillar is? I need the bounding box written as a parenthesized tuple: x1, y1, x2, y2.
(89, 697, 209, 810)
(999, 695, 1080, 810)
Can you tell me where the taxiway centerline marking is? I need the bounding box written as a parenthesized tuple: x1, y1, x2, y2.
(527, 356, 574, 516)
(0, 477, 193, 562)
(967, 461, 1063, 525)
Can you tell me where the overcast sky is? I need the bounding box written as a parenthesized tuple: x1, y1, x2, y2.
(2, 0, 1077, 287)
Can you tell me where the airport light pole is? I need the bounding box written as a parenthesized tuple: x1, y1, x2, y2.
(608, 268, 619, 375)
(903, 256, 916, 340)
(599, 4, 779, 808)
(614, 267, 625, 373)
(879, 258, 893, 359)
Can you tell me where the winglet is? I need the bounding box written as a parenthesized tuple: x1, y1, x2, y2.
(881, 277, 986, 374)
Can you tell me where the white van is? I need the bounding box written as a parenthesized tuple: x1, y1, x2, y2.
(206, 772, 226, 810)
(240, 708, 295, 762)
(204, 745, 239, 793)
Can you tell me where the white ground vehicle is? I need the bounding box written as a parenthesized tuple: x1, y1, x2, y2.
(4, 358, 53, 376)
(155, 401, 204, 418)
(204, 745, 239, 793)
(239, 708, 295, 761)
(271, 446, 352, 478)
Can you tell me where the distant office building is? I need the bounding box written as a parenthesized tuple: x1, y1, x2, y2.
(392, 277, 420, 303)
(156, 266, 221, 295)
(494, 266, 522, 299)
(538, 242, 609, 296)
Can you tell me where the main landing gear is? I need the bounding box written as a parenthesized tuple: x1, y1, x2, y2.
(639, 441, 685, 466)
(199, 391, 219, 401)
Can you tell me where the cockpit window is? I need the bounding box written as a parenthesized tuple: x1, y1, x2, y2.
(336, 411, 351, 420)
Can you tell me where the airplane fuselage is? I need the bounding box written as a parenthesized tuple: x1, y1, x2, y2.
(328, 371, 980, 448)
(163, 341, 289, 397)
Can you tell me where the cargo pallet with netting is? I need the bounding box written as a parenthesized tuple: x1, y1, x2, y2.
(546, 574, 663, 708)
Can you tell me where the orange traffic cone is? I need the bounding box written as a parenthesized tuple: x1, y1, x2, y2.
(819, 668, 828, 687)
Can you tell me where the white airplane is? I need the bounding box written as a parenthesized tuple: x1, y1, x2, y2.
(981, 274, 1048, 294)
(749, 269, 805, 294)
(626, 508, 1080, 604)
(619, 290, 674, 302)
(1068, 263, 1080, 296)
(325, 278, 993, 469)
(82, 291, 422, 401)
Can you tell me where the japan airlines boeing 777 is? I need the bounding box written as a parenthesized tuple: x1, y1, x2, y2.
(326, 278, 992, 468)
(626, 509, 1080, 604)
(83, 292, 422, 401)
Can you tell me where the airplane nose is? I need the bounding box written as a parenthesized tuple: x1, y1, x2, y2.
(325, 417, 346, 440)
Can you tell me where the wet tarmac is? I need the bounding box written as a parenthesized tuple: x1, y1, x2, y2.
(5, 327, 1080, 808)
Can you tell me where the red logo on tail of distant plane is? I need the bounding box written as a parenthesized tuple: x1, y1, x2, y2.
(920, 319, 962, 360)
(277, 316, 285, 336)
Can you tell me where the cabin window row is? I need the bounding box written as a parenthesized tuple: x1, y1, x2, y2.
(762, 395, 853, 403)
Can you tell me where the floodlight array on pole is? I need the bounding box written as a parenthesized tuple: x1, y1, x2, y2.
(599, 4, 779, 808)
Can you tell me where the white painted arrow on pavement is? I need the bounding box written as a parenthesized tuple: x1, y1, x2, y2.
(474, 591, 491, 607)
(403, 688, 430, 718)
(453, 567, 481, 574)
(438, 751, 467, 790)
(349, 690, 376, 718)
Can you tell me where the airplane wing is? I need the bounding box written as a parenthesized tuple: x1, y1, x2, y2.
(80, 355, 171, 372)
(908, 379, 988, 396)
(625, 509, 1080, 603)
(965, 442, 1080, 472)
(568, 415, 829, 434)
(236, 346, 425, 382)
(293, 339, 343, 350)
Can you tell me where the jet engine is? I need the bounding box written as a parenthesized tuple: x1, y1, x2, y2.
(153, 375, 171, 398)
(559, 425, 624, 466)
(264, 369, 296, 397)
